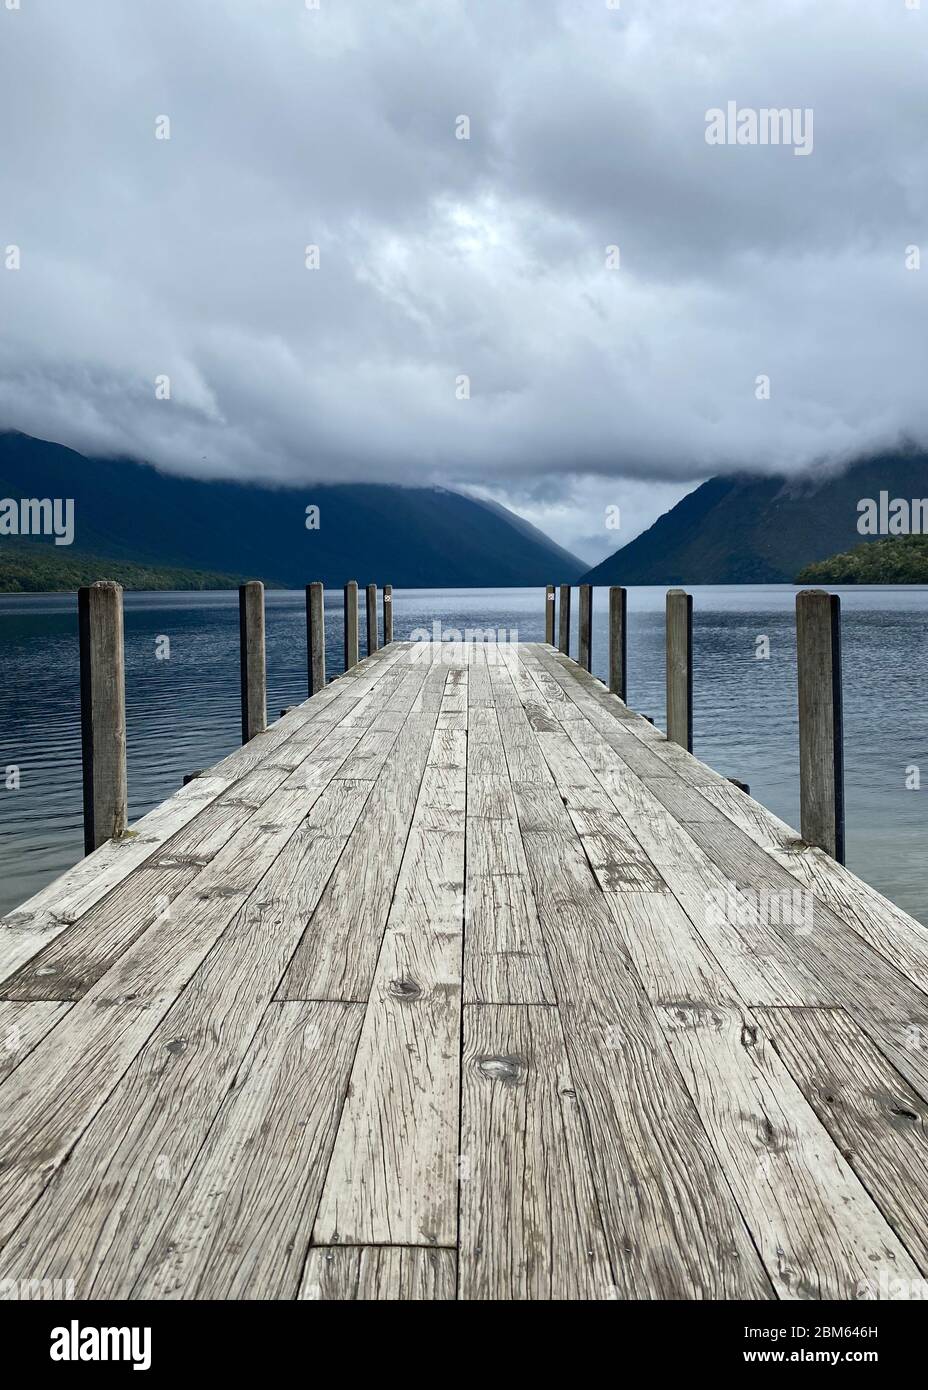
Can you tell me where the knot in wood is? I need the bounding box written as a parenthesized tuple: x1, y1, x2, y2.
(476, 1054, 525, 1085)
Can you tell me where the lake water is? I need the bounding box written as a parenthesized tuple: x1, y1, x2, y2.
(1, 586, 926, 925)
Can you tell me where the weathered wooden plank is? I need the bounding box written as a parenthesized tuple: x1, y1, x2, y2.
(0, 779, 374, 1297)
(462, 663, 557, 1004)
(659, 1003, 920, 1298)
(674, 814, 928, 1100)
(208, 643, 407, 780)
(512, 800, 771, 1295)
(313, 675, 466, 1246)
(465, 788, 555, 1004)
(300, 1247, 456, 1301)
(578, 833, 667, 893)
(459, 1004, 611, 1299)
(136, 1002, 365, 1299)
(519, 650, 916, 1289)
(0, 1002, 71, 1085)
(0, 644, 406, 989)
(768, 845, 928, 999)
(0, 702, 385, 1003)
(0, 690, 399, 1250)
(0, 776, 231, 988)
(277, 668, 444, 1002)
(756, 1005, 928, 1277)
(464, 871, 556, 1006)
(0, 762, 313, 1002)
(604, 892, 742, 1009)
(523, 648, 836, 1009)
(695, 779, 802, 852)
(5, 640, 925, 1304)
(669, 870, 830, 1009)
(691, 770, 928, 1001)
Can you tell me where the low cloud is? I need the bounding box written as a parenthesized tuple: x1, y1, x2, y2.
(1, 0, 925, 556)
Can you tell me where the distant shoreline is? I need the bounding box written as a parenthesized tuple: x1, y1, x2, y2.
(0, 544, 246, 593)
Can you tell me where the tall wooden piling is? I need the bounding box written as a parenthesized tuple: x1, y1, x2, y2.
(796, 589, 845, 863)
(578, 584, 593, 672)
(239, 580, 267, 743)
(558, 585, 571, 656)
(306, 581, 325, 696)
(545, 585, 556, 645)
(609, 585, 627, 701)
(344, 580, 359, 670)
(665, 588, 693, 752)
(383, 584, 394, 644)
(78, 580, 128, 855)
(366, 584, 378, 655)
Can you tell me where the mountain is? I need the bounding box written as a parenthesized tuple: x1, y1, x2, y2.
(582, 453, 928, 585)
(796, 534, 928, 585)
(0, 433, 584, 588)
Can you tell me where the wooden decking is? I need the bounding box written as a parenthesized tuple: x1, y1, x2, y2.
(1, 640, 928, 1300)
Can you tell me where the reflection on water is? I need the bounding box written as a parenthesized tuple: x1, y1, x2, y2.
(1, 585, 926, 924)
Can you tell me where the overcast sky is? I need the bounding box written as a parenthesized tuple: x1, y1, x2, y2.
(1, 0, 926, 561)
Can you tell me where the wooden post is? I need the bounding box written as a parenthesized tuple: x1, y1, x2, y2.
(609, 585, 627, 701)
(344, 580, 359, 670)
(796, 589, 845, 863)
(383, 584, 394, 644)
(78, 580, 128, 855)
(558, 584, 571, 656)
(665, 588, 693, 752)
(239, 580, 267, 743)
(366, 583, 378, 656)
(578, 584, 592, 672)
(306, 581, 325, 696)
(544, 585, 556, 645)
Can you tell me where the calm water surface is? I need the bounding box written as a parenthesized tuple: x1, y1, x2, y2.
(1, 586, 926, 924)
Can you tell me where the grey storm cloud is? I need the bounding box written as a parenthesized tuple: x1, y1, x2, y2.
(0, 0, 926, 558)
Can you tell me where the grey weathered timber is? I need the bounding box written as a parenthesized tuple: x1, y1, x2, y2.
(344, 580, 359, 670)
(460, 1004, 611, 1298)
(665, 588, 693, 752)
(0, 648, 407, 1257)
(383, 584, 394, 644)
(2, 638, 926, 1301)
(659, 1003, 918, 1298)
(136, 1002, 365, 1299)
(0, 1001, 72, 1085)
(608, 585, 627, 700)
(312, 672, 465, 1246)
(756, 1006, 928, 1274)
(557, 584, 571, 656)
(78, 580, 128, 854)
(239, 581, 267, 744)
(301, 1247, 455, 1301)
(306, 581, 326, 696)
(366, 583, 378, 656)
(796, 588, 845, 863)
(544, 584, 556, 645)
(577, 584, 592, 672)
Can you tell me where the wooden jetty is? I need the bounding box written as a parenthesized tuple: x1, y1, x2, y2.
(1, 582, 928, 1301)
